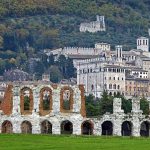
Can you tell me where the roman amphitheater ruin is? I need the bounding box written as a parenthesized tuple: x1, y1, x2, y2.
(0, 82, 150, 137)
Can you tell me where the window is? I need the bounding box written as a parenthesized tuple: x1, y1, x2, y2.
(109, 77, 111, 80)
(109, 84, 112, 89)
(108, 68, 111, 72)
(99, 68, 101, 72)
(113, 84, 116, 89)
(114, 77, 115, 80)
(117, 85, 120, 89)
(91, 84, 94, 91)
(118, 77, 119, 80)
(104, 84, 107, 89)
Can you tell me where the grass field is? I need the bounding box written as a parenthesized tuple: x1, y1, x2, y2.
(0, 134, 150, 150)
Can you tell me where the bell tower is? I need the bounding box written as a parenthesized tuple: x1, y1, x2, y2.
(137, 37, 149, 52)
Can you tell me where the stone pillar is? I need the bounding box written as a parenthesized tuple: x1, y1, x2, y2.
(13, 118, 21, 133)
(32, 88, 40, 115)
(12, 87, 21, 115)
(131, 97, 142, 113)
(73, 121, 81, 135)
(93, 120, 101, 135)
(52, 120, 60, 134)
(132, 117, 141, 137)
(52, 89, 60, 114)
(73, 88, 81, 113)
(32, 118, 40, 134)
(113, 98, 124, 136)
(131, 98, 143, 137)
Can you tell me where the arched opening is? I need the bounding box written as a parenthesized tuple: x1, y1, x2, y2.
(61, 120, 73, 134)
(60, 87, 73, 112)
(63, 90, 71, 110)
(40, 88, 52, 111)
(140, 121, 150, 137)
(121, 121, 132, 136)
(102, 121, 113, 135)
(20, 87, 33, 114)
(82, 121, 93, 135)
(41, 120, 52, 134)
(21, 121, 32, 134)
(2, 120, 13, 133)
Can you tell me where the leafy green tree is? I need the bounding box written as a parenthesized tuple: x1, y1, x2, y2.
(140, 97, 149, 115)
(99, 91, 113, 115)
(66, 57, 76, 78)
(50, 65, 63, 83)
(34, 61, 45, 79)
(85, 94, 100, 117)
(48, 54, 54, 65)
(121, 98, 132, 114)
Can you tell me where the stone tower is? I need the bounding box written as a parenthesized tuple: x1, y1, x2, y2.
(137, 37, 149, 52)
(115, 45, 122, 62)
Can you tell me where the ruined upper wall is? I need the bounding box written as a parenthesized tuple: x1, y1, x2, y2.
(0, 83, 86, 117)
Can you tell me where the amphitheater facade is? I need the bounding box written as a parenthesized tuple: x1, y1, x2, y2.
(0, 82, 150, 137)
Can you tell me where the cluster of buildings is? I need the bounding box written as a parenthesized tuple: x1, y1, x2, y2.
(45, 36, 150, 98)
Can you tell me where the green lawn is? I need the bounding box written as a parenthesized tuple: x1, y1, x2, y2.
(0, 134, 150, 150)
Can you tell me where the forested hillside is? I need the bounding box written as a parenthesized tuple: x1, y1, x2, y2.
(0, 0, 150, 77)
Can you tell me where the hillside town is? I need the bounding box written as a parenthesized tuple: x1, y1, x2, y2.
(44, 36, 150, 99)
(1, 1, 150, 149)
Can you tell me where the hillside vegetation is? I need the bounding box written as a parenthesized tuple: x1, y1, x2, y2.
(0, 0, 149, 76)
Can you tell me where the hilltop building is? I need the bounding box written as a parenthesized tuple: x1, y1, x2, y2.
(80, 15, 106, 33)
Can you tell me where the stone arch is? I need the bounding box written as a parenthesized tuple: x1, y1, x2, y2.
(41, 120, 52, 134)
(101, 121, 113, 135)
(21, 121, 32, 134)
(20, 87, 33, 115)
(61, 120, 73, 134)
(39, 87, 52, 115)
(121, 121, 132, 136)
(81, 120, 93, 135)
(1, 120, 13, 133)
(60, 86, 73, 112)
(140, 121, 150, 137)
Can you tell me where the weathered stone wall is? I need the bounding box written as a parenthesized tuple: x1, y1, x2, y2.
(0, 83, 149, 137)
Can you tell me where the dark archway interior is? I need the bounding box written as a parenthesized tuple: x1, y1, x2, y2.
(2, 121, 13, 133)
(82, 121, 93, 135)
(121, 121, 132, 136)
(21, 121, 32, 134)
(41, 120, 52, 134)
(102, 121, 113, 135)
(140, 121, 150, 137)
(61, 120, 73, 134)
